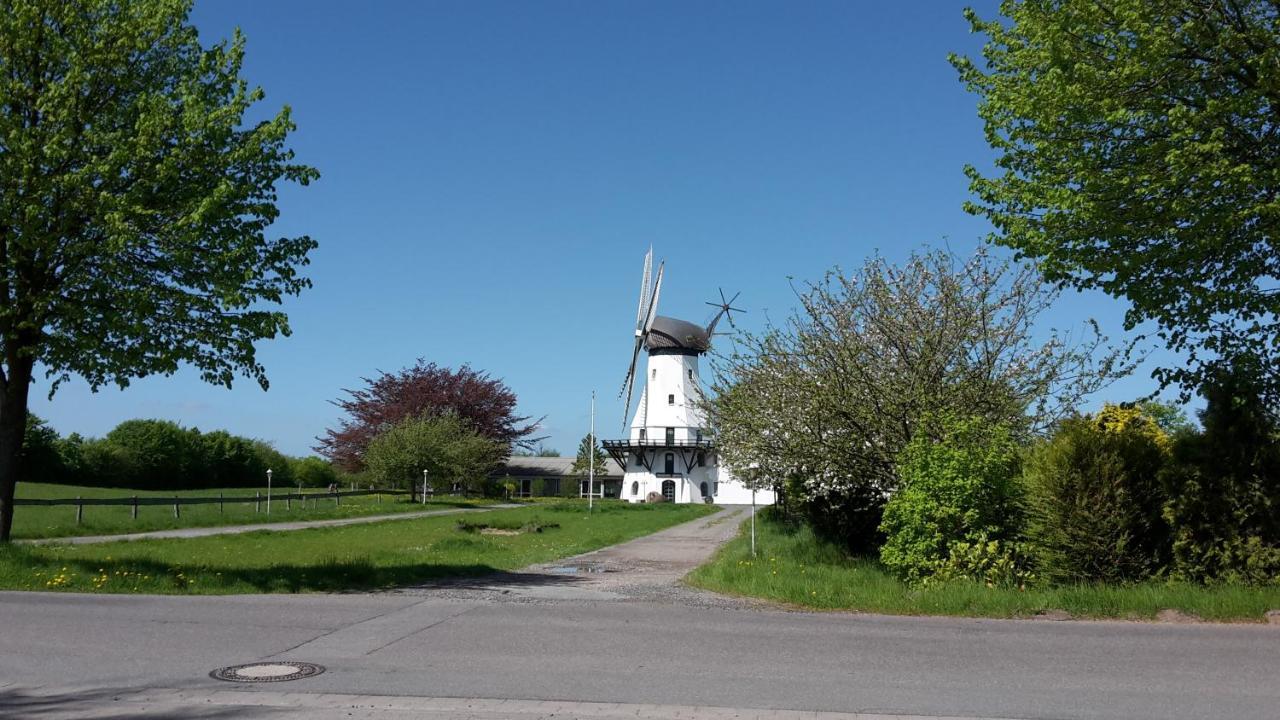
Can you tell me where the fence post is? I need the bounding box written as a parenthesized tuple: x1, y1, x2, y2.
(286, 494, 291, 511)
(255, 492, 261, 513)
(131, 496, 138, 520)
(76, 496, 83, 525)
(219, 492, 224, 513)
(173, 496, 180, 519)
(335, 490, 340, 508)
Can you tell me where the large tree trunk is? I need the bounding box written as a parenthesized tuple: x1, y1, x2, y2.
(0, 357, 34, 543)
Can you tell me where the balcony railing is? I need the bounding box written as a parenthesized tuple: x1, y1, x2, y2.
(601, 438, 715, 449)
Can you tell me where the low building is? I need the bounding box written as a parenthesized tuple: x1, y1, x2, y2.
(495, 456, 625, 499)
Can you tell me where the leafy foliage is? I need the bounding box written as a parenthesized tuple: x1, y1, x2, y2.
(318, 360, 541, 471)
(879, 415, 1024, 584)
(929, 535, 1033, 590)
(1162, 367, 1280, 584)
(290, 456, 339, 489)
(14, 417, 324, 490)
(711, 247, 1123, 552)
(571, 433, 609, 484)
(0, 0, 316, 540)
(954, 1, 1280, 404)
(362, 414, 506, 495)
(1023, 406, 1171, 584)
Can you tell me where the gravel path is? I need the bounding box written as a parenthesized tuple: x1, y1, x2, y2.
(22, 503, 521, 546)
(393, 504, 763, 608)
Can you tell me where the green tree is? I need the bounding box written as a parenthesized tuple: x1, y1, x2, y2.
(291, 456, 338, 489)
(1162, 366, 1280, 583)
(711, 247, 1123, 552)
(364, 415, 505, 497)
(953, 1, 1280, 403)
(879, 415, 1023, 584)
(0, 0, 316, 540)
(571, 433, 608, 495)
(104, 419, 202, 490)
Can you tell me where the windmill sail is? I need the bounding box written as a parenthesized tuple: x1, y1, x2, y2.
(620, 254, 664, 427)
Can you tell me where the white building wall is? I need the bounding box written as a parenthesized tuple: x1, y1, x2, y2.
(621, 350, 774, 506)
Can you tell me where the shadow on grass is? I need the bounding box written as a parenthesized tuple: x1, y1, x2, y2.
(0, 544, 595, 595)
(0, 686, 256, 719)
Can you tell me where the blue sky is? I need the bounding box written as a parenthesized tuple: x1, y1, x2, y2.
(33, 1, 1183, 456)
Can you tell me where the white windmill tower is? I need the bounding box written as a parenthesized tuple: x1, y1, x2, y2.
(603, 248, 771, 505)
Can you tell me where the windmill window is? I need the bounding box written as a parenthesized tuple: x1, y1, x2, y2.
(697, 451, 706, 467)
(665, 427, 675, 445)
(651, 368, 656, 379)
(695, 429, 703, 443)
(667, 394, 675, 405)
(688, 369, 693, 380)
(631, 481, 639, 496)
(634, 453, 644, 467)
(639, 428, 647, 440)
(664, 453, 675, 475)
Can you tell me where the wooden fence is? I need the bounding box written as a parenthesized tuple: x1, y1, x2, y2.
(14, 488, 414, 525)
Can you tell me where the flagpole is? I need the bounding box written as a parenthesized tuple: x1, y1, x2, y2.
(589, 390, 595, 513)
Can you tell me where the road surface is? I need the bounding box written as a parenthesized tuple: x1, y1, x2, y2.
(1, 506, 1276, 720)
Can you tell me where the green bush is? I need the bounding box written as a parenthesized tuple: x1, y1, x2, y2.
(292, 456, 339, 488)
(364, 414, 505, 494)
(1023, 405, 1170, 584)
(879, 415, 1023, 584)
(930, 534, 1033, 588)
(1162, 368, 1280, 584)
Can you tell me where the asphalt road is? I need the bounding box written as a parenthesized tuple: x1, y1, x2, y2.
(1, 508, 1277, 720)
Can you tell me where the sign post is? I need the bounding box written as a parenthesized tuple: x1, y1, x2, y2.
(588, 391, 595, 513)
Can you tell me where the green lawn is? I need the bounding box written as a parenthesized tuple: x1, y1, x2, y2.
(0, 501, 714, 594)
(686, 514, 1280, 623)
(12, 482, 494, 540)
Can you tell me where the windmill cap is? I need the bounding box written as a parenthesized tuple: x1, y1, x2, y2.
(645, 315, 711, 354)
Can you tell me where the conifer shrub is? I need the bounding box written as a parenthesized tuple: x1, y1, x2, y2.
(879, 415, 1023, 584)
(1162, 368, 1280, 584)
(1022, 405, 1170, 584)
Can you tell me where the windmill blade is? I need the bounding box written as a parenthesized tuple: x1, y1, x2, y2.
(642, 262, 664, 334)
(619, 336, 643, 425)
(705, 287, 746, 335)
(634, 248, 653, 330)
(725, 291, 743, 328)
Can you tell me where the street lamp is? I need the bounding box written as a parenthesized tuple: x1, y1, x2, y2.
(266, 469, 273, 515)
(422, 469, 428, 505)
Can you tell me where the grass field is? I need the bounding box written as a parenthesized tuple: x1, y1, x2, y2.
(686, 514, 1280, 623)
(12, 482, 494, 540)
(0, 501, 714, 594)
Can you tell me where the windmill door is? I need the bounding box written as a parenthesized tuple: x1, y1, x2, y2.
(661, 479, 676, 502)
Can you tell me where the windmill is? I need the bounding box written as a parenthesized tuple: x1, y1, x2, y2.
(619, 247, 664, 426)
(603, 247, 773, 507)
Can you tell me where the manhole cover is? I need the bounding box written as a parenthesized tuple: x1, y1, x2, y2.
(210, 661, 325, 683)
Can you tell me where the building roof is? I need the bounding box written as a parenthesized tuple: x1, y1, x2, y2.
(500, 455, 625, 479)
(645, 315, 711, 354)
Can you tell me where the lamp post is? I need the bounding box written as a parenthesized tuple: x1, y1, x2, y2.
(422, 469, 428, 505)
(266, 469, 273, 515)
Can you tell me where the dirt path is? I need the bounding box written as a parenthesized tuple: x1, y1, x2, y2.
(21, 503, 521, 546)
(395, 504, 758, 606)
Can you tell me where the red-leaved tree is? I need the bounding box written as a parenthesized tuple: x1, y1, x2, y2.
(316, 360, 542, 471)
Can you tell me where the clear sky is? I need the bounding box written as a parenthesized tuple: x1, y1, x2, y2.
(32, 0, 1185, 457)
